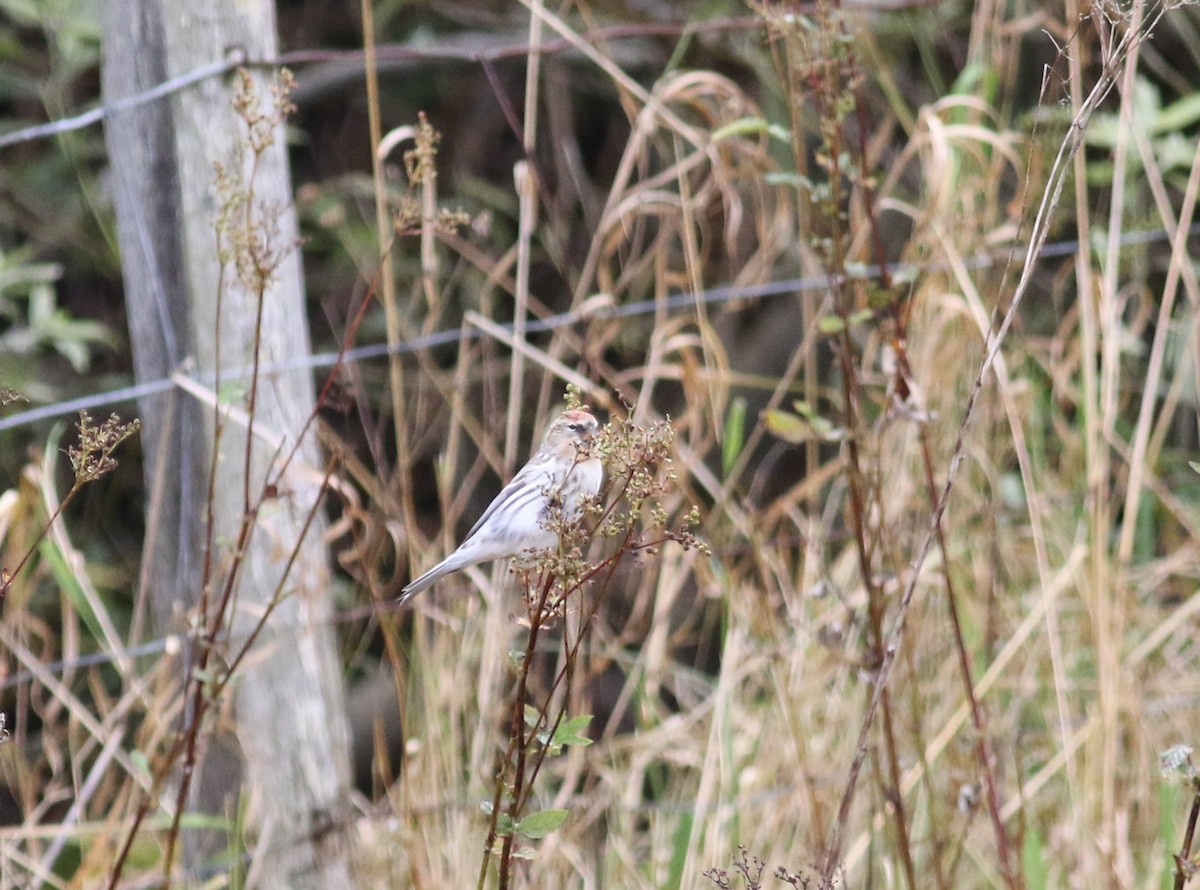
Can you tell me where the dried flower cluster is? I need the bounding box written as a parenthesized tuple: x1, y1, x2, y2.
(68, 411, 141, 485)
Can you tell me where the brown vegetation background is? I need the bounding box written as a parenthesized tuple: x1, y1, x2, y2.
(2, 1, 1200, 888)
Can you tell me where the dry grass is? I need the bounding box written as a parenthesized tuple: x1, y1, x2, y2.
(3, 1, 1200, 888)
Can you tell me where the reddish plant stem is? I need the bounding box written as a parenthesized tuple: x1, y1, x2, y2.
(909, 367, 1019, 887)
(1174, 785, 1200, 890)
(800, 5, 916, 884)
(498, 576, 555, 887)
(108, 275, 378, 889)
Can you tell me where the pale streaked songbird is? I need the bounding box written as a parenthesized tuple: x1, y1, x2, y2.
(399, 409, 603, 605)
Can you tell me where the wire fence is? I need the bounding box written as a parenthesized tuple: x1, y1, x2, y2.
(0, 221, 1195, 436)
(1, 11, 1193, 435)
(1, 12, 1198, 695)
(0, 17, 762, 150)
(0, 218, 1196, 693)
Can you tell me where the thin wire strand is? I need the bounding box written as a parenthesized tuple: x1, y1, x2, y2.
(0, 53, 245, 150)
(0, 223, 1194, 435)
(0, 13, 1195, 691)
(0, 6, 1011, 154)
(0, 223, 1196, 691)
(0, 18, 765, 151)
(0, 599, 405, 693)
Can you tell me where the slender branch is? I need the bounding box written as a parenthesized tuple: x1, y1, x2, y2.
(1174, 783, 1200, 890)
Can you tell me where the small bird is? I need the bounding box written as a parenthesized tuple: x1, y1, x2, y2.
(399, 409, 603, 605)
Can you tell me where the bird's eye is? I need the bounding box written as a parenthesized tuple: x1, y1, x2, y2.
(568, 423, 579, 431)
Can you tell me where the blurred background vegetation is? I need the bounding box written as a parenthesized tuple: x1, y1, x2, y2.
(2, 0, 1200, 887)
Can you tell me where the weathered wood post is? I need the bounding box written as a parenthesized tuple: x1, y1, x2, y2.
(102, 4, 353, 886)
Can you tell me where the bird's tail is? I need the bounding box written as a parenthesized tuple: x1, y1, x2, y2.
(398, 555, 463, 606)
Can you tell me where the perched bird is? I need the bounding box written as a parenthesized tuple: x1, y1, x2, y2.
(399, 409, 603, 605)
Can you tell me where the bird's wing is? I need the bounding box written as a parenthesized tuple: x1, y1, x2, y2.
(459, 456, 554, 543)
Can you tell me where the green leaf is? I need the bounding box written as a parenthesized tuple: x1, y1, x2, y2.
(807, 414, 838, 439)
(868, 287, 896, 310)
(848, 307, 875, 327)
(495, 812, 516, 837)
(791, 400, 816, 419)
(763, 409, 810, 444)
(1155, 91, 1200, 135)
(130, 750, 153, 783)
(515, 808, 568, 839)
(819, 309, 873, 334)
(550, 714, 593, 749)
(23, 283, 115, 372)
(817, 314, 845, 334)
(711, 116, 790, 143)
(950, 60, 989, 98)
(764, 407, 842, 445)
(1161, 778, 1183, 875)
(217, 380, 246, 405)
(666, 811, 693, 889)
(1022, 823, 1048, 890)
(39, 535, 106, 644)
(721, 397, 746, 479)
